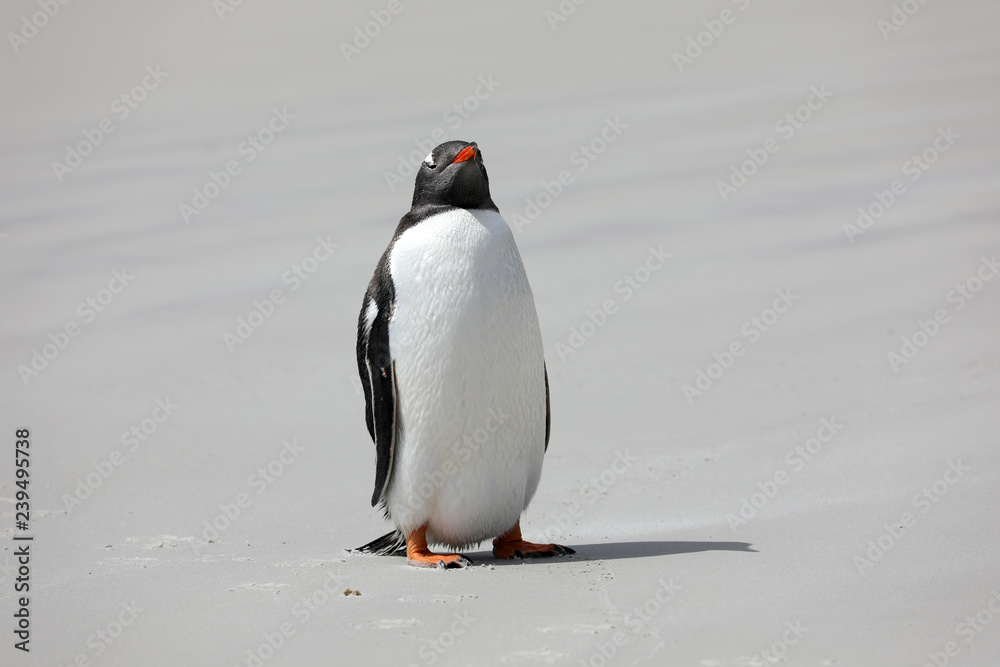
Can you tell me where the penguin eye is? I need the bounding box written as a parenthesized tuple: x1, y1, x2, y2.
(423, 152, 437, 170)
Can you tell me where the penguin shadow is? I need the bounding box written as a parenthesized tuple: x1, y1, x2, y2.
(466, 540, 757, 566)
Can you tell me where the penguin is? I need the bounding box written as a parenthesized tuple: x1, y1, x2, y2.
(353, 140, 574, 568)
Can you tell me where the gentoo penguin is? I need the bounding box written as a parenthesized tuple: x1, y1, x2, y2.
(354, 140, 574, 568)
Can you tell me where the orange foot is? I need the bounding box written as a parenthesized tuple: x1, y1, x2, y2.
(405, 525, 472, 569)
(492, 520, 576, 560)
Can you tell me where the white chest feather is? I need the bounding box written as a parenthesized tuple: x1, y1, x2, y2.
(385, 208, 546, 548)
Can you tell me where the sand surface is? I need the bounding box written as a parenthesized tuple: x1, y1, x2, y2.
(2, 1, 999, 665)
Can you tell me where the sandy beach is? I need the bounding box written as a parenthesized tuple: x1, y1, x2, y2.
(2, 1, 999, 665)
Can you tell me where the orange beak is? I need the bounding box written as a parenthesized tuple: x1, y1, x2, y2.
(452, 144, 477, 163)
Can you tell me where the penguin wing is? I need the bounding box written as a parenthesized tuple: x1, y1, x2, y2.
(356, 260, 397, 507)
(544, 363, 551, 452)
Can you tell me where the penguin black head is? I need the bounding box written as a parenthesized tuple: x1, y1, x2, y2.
(411, 141, 496, 211)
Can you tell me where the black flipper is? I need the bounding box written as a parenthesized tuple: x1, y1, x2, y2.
(357, 249, 398, 507)
(544, 363, 550, 452)
(349, 530, 406, 556)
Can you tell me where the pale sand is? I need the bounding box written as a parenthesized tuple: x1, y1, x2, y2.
(1, 1, 998, 665)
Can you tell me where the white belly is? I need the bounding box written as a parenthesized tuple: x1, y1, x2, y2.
(385, 208, 546, 549)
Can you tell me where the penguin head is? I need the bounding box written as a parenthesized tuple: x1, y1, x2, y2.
(411, 141, 495, 210)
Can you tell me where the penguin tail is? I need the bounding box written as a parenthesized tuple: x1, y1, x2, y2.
(349, 530, 406, 557)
